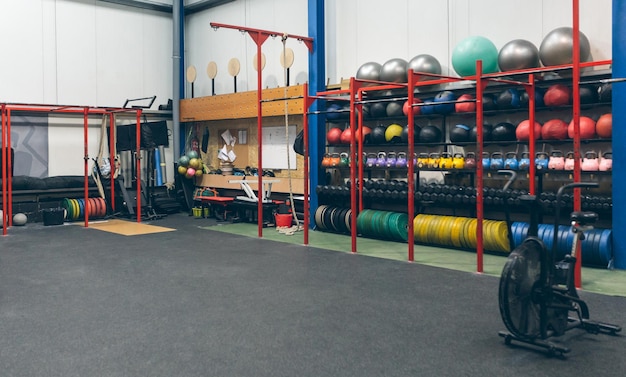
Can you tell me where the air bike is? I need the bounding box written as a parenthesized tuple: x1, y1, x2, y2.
(496, 170, 621, 356)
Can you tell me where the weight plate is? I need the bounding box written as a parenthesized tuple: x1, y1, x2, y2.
(598, 229, 612, 267)
(315, 205, 327, 230)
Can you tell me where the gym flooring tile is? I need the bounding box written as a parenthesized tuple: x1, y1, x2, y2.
(203, 222, 626, 297)
(86, 219, 176, 236)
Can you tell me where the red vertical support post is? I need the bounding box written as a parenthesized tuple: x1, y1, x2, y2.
(475, 61, 485, 273)
(136, 109, 142, 223)
(526, 76, 537, 196)
(572, 0, 583, 287)
(109, 113, 116, 211)
(407, 70, 416, 261)
(7, 109, 13, 225)
(1, 104, 6, 235)
(349, 78, 358, 253)
(256, 37, 264, 237)
(302, 83, 310, 245)
(83, 107, 90, 227)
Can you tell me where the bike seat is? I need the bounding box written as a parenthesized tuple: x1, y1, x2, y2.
(570, 211, 598, 225)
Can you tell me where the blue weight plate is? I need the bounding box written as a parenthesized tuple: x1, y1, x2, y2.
(598, 229, 612, 267)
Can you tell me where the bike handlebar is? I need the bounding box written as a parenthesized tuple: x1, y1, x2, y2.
(497, 169, 517, 192)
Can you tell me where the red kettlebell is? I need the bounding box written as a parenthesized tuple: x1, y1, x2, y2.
(581, 151, 599, 171)
(464, 152, 476, 169)
(548, 150, 565, 170)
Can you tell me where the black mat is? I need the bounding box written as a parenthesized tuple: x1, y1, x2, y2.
(1, 214, 625, 377)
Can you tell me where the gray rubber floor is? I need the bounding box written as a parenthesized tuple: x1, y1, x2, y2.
(1, 213, 625, 377)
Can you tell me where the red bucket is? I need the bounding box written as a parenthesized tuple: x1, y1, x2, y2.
(275, 213, 293, 227)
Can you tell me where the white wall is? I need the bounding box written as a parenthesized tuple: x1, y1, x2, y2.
(0, 0, 175, 178)
(184, 0, 612, 92)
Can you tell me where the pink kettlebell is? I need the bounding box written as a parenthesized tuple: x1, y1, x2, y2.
(548, 150, 565, 170)
(564, 151, 577, 170)
(599, 151, 612, 171)
(581, 151, 599, 171)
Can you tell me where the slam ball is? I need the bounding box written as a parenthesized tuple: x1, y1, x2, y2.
(541, 119, 569, 140)
(379, 58, 408, 83)
(385, 124, 404, 143)
(515, 120, 542, 141)
(539, 27, 591, 67)
(386, 101, 404, 117)
(452, 36, 499, 77)
(498, 39, 540, 72)
(419, 125, 442, 143)
(544, 84, 572, 107)
(568, 116, 596, 139)
(13, 213, 28, 226)
(356, 62, 382, 85)
(596, 113, 612, 138)
(403, 98, 422, 117)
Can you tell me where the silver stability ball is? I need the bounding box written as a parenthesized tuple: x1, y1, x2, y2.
(356, 62, 382, 83)
(379, 58, 408, 83)
(539, 27, 591, 67)
(408, 54, 441, 91)
(13, 213, 28, 226)
(498, 39, 540, 72)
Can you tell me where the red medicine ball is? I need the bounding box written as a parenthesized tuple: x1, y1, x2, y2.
(568, 116, 596, 139)
(543, 84, 572, 107)
(596, 113, 612, 138)
(541, 119, 568, 140)
(515, 120, 542, 141)
(455, 94, 476, 113)
(402, 98, 422, 116)
(340, 127, 353, 144)
(326, 127, 343, 145)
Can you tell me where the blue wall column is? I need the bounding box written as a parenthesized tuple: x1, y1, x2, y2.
(308, 0, 325, 228)
(612, 0, 626, 269)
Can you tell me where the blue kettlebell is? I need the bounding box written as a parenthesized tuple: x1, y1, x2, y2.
(518, 152, 530, 171)
(535, 152, 550, 170)
(504, 152, 519, 170)
(482, 152, 491, 170)
(490, 152, 504, 170)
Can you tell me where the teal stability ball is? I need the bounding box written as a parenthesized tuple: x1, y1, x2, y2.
(452, 36, 499, 77)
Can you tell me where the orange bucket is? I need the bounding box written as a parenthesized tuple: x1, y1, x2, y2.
(275, 213, 293, 227)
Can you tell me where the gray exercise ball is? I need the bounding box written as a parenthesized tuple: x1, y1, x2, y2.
(539, 27, 591, 67)
(379, 58, 408, 83)
(498, 39, 540, 72)
(408, 54, 441, 91)
(13, 213, 27, 226)
(356, 61, 382, 84)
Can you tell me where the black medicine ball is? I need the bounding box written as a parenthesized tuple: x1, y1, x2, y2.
(495, 89, 522, 109)
(579, 84, 598, 104)
(370, 102, 387, 118)
(492, 122, 517, 141)
(469, 123, 493, 142)
(483, 93, 497, 111)
(449, 124, 471, 143)
(370, 125, 387, 144)
(401, 124, 422, 144)
(598, 83, 612, 102)
(419, 125, 442, 143)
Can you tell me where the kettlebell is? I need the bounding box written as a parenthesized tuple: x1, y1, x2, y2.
(452, 152, 465, 169)
(490, 152, 504, 170)
(482, 152, 491, 170)
(439, 152, 453, 169)
(428, 152, 441, 169)
(375, 151, 387, 168)
(321, 153, 331, 168)
(386, 151, 397, 168)
(599, 151, 612, 171)
(564, 151, 577, 170)
(504, 152, 519, 170)
(366, 153, 377, 168)
(395, 152, 407, 168)
(581, 151, 599, 171)
(417, 153, 429, 169)
(535, 152, 550, 170)
(339, 152, 350, 168)
(329, 152, 341, 167)
(464, 152, 476, 169)
(518, 152, 530, 171)
(548, 150, 565, 170)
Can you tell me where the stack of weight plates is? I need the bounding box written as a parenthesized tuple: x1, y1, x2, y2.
(356, 209, 409, 242)
(511, 222, 613, 268)
(314, 205, 352, 234)
(413, 214, 510, 253)
(62, 197, 107, 221)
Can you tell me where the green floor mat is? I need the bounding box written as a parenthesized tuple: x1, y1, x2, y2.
(201, 223, 626, 297)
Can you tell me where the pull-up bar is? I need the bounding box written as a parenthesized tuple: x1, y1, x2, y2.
(210, 22, 314, 238)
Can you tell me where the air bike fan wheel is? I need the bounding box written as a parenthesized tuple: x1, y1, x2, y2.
(499, 237, 544, 341)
